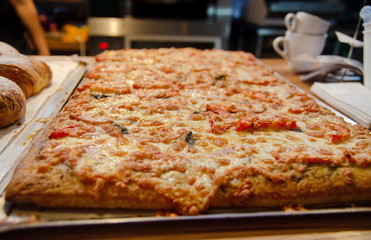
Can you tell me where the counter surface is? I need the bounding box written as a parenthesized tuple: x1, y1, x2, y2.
(261, 59, 313, 93)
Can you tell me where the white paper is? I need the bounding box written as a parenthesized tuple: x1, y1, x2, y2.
(335, 31, 364, 48)
(311, 82, 371, 128)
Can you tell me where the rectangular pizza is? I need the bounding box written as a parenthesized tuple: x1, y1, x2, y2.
(5, 48, 371, 215)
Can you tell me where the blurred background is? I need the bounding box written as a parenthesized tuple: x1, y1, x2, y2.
(35, 0, 364, 59)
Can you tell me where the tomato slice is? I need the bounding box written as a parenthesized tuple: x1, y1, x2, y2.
(49, 126, 76, 139)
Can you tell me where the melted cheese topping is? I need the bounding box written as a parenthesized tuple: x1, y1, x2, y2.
(38, 48, 371, 215)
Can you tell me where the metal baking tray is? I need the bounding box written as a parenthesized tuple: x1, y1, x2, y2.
(1, 201, 371, 238)
(1, 57, 370, 238)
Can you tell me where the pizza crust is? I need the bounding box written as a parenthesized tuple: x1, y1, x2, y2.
(8, 149, 371, 214)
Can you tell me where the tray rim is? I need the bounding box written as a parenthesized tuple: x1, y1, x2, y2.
(2, 204, 371, 235)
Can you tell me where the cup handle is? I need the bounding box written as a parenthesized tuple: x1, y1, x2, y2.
(273, 36, 288, 60)
(284, 13, 296, 32)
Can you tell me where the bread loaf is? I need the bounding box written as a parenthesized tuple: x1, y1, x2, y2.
(29, 56, 53, 94)
(0, 53, 52, 98)
(0, 76, 26, 128)
(0, 41, 20, 55)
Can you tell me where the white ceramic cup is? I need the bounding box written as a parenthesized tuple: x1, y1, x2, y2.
(284, 11, 330, 35)
(363, 24, 371, 89)
(273, 31, 327, 72)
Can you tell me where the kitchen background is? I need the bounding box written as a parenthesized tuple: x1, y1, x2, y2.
(35, 0, 364, 61)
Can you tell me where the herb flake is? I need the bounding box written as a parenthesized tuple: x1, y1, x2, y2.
(291, 129, 303, 133)
(91, 94, 110, 99)
(113, 124, 129, 134)
(214, 75, 227, 81)
(185, 131, 195, 145)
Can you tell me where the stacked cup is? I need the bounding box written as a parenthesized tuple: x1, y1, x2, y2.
(273, 12, 330, 73)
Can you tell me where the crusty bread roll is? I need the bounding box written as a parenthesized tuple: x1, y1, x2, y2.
(0, 53, 52, 98)
(0, 76, 26, 128)
(0, 41, 20, 55)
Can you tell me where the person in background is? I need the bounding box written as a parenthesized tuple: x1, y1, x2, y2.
(0, 0, 50, 55)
